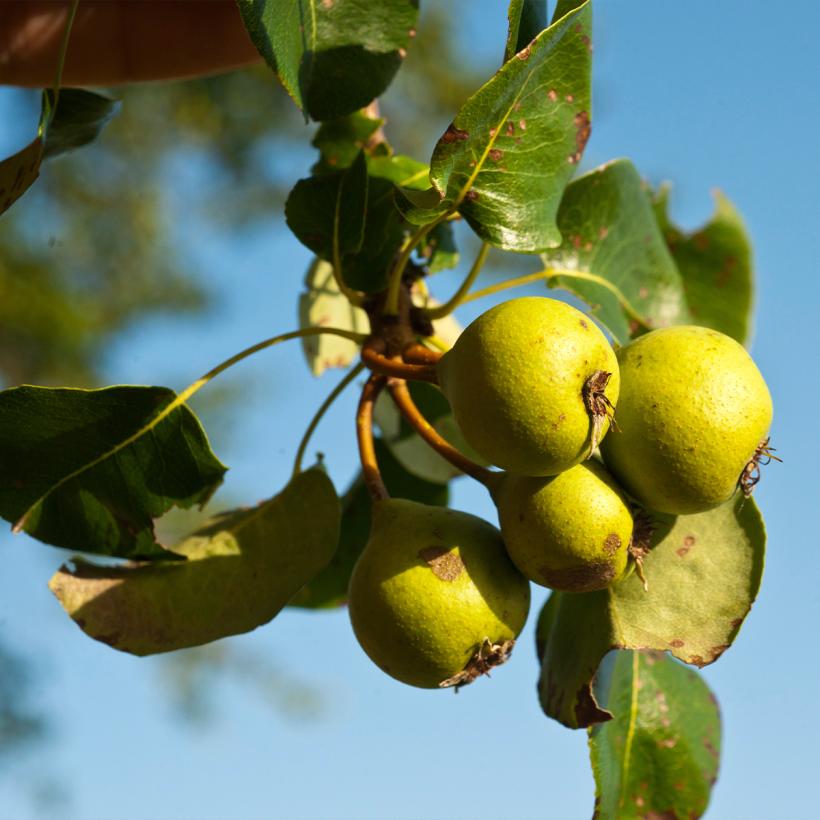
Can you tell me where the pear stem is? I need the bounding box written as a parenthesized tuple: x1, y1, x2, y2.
(387, 379, 495, 487)
(361, 344, 439, 383)
(357, 374, 390, 502)
(400, 343, 442, 366)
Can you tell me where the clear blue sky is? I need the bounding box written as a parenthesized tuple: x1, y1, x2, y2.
(1, 1, 819, 818)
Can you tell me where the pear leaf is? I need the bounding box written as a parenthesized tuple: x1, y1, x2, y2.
(589, 651, 721, 820)
(237, 0, 419, 121)
(654, 186, 753, 346)
(50, 468, 340, 655)
(0, 385, 226, 560)
(541, 159, 690, 343)
(299, 258, 368, 376)
(537, 496, 765, 728)
(399, 1, 592, 253)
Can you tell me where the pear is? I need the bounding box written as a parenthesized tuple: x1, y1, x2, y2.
(348, 499, 530, 689)
(600, 325, 773, 514)
(437, 297, 619, 476)
(489, 461, 633, 593)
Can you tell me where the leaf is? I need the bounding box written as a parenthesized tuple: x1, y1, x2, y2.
(1, 89, 118, 216)
(506, 0, 549, 62)
(237, 0, 419, 121)
(41, 89, 119, 160)
(654, 185, 753, 346)
(589, 651, 721, 820)
(419, 221, 459, 273)
(285, 150, 369, 261)
(399, 1, 592, 253)
(299, 258, 368, 376)
(0, 385, 226, 561)
(290, 439, 448, 608)
(537, 495, 765, 729)
(49, 468, 340, 655)
(541, 159, 690, 344)
(312, 110, 386, 173)
(287, 153, 414, 293)
(0, 138, 42, 216)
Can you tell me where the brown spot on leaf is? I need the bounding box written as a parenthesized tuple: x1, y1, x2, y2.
(506, 122, 515, 137)
(419, 547, 464, 581)
(548, 89, 558, 102)
(518, 119, 527, 131)
(465, 190, 479, 202)
(574, 110, 591, 159)
(602, 533, 621, 556)
(669, 639, 685, 648)
(517, 44, 532, 60)
(441, 124, 469, 144)
(489, 148, 503, 162)
(566, 94, 574, 102)
(599, 226, 609, 239)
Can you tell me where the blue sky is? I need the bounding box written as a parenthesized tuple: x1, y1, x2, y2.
(1, 1, 819, 818)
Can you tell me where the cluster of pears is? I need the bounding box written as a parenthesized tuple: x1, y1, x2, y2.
(348, 296, 773, 690)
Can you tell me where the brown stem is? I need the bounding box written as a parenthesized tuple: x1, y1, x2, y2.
(401, 343, 443, 367)
(356, 374, 389, 501)
(387, 380, 495, 486)
(361, 345, 438, 383)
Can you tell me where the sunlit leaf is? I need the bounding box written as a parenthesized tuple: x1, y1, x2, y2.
(290, 440, 447, 608)
(237, 0, 419, 121)
(654, 185, 753, 346)
(589, 650, 721, 820)
(399, 1, 592, 253)
(542, 159, 689, 343)
(299, 258, 368, 376)
(506, 0, 549, 62)
(538, 496, 765, 728)
(50, 468, 340, 655)
(0, 385, 226, 560)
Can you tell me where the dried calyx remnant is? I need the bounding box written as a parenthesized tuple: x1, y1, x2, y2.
(739, 437, 781, 497)
(582, 370, 618, 456)
(628, 507, 655, 592)
(439, 638, 516, 691)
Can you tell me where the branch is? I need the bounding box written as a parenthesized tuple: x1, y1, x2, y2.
(356, 374, 389, 501)
(361, 345, 438, 383)
(387, 380, 494, 486)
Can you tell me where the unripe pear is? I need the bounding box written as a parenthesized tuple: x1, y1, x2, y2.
(437, 297, 619, 476)
(489, 461, 633, 593)
(348, 499, 530, 689)
(600, 325, 773, 515)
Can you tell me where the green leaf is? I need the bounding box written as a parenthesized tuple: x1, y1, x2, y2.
(312, 110, 386, 173)
(589, 651, 721, 820)
(541, 159, 690, 343)
(506, 0, 549, 62)
(1, 89, 118, 216)
(290, 439, 448, 608)
(42, 89, 119, 160)
(400, 1, 592, 253)
(537, 496, 765, 728)
(299, 258, 368, 376)
(419, 221, 459, 273)
(237, 0, 419, 121)
(654, 185, 753, 346)
(368, 154, 429, 190)
(285, 150, 369, 261)
(49, 468, 340, 655)
(0, 385, 226, 561)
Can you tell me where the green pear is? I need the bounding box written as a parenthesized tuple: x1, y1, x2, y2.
(437, 297, 619, 476)
(489, 461, 633, 593)
(600, 325, 773, 514)
(348, 499, 530, 689)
